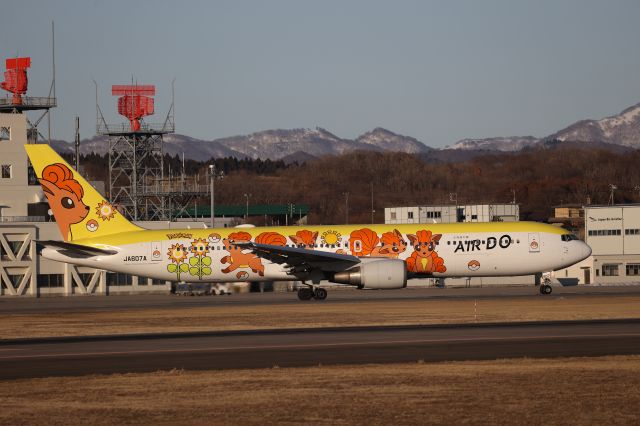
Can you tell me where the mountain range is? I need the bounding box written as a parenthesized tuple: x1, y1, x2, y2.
(51, 103, 640, 162)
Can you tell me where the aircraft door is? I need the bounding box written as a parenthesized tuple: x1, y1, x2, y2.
(151, 241, 162, 262)
(528, 233, 540, 252)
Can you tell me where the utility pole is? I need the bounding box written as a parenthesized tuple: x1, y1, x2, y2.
(344, 192, 349, 224)
(244, 193, 251, 221)
(74, 116, 80, 171)
(609, 184, 617, 205)
(370, 182, 375, 224)
(209, 164, 215, 228)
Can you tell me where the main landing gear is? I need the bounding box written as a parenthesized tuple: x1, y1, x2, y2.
(539, 277, 553, 295)
(297, 285, 328, 301)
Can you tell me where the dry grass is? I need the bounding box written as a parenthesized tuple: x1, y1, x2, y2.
(0, 356, 639, 425)
(3, 295, 640, 339)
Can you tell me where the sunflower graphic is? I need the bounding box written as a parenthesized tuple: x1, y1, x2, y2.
(187, 238, 213, 280)
(95, 200, 116, 221)
(321, 230, 342, 246)
(167, 243, 188, 264)
(167, 243, 189, 281)
(190, 238, 208, 256)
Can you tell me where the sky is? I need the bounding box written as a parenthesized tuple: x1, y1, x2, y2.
(2, 0, 640, 147)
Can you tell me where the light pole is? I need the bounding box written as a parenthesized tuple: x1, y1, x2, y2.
(344, 192, 349, 224)
(244, 193, 251, 221)
(370, 182, 375, 224)
(209, 164, 215, 228)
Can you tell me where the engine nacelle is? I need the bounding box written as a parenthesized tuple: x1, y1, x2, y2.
(331, 259, 407, 289)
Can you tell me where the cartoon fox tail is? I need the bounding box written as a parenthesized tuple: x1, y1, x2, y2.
(24, 144, 141, 242)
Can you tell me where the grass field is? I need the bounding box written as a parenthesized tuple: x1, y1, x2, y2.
(0, 356, 639, 425)
(2, 295, 640, 339)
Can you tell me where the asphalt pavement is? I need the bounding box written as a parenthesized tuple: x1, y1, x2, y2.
(2, 285, 640, 314)
(1, 319, 639, 379)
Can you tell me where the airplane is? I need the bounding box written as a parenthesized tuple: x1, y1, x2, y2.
(25, 144, 592, 300)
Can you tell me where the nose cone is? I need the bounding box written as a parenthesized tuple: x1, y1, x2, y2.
(579, 241, 592, 261)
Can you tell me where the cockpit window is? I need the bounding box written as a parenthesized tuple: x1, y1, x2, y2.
(561, 234, 579, 242)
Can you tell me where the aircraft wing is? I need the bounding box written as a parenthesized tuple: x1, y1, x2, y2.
(37, 240, 118, 259)
(236, 242, 360, 273)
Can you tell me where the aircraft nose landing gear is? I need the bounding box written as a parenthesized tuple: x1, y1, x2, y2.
(297, 285, 328, 301)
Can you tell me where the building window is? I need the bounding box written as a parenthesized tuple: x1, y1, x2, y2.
(0, 126, 9, 141)
(390, 212, 396, 220)
(27, 164, 39, 185)
(426, 211, 442, 219)
(626, 264, 640, 276)
(37, 274, 64, 288)
(625, 229, 640, 235)
(602, 264, 619, 276)
(408, 211, 414, 219)
(1, 164, 11, 179)
(588, 229, 622, 236)
(471, 214, 478, 220)
(106, 272, 133, 286)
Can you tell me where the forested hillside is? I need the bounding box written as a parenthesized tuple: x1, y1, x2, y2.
(77, 148, 640, 224)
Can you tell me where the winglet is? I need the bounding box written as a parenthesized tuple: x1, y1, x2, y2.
(24, 144, 141, 242)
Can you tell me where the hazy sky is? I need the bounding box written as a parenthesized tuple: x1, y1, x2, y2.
(3, 0, 640, 147)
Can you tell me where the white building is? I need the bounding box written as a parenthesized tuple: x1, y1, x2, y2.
(583, 204, 640, 283)
(385, 204, 519, 225)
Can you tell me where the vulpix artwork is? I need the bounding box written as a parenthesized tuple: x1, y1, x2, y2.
(406, 230, 446, 274)
(38, 163, 90, 241)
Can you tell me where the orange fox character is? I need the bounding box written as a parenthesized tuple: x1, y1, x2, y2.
(348, 228, 379, 256)
(220, 231, 264, 276)
(289, 230, 318, 248)
(406, 230, 446, 274)
(372, 229, 407, 258)
(39, 163, 90, 241)
(255, 231, 287, 246)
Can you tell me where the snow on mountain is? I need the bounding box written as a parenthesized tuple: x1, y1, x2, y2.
(214, 127, 372, 159)
(547, 103, 640, 147)
(53, 127, 434, 161)
(49, 102, 640, 162)
(446, 136, 539, 152)
(355, 127, 432, 153)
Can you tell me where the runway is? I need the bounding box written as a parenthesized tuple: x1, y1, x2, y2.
(1, 319, 639, 379)
(2, 284, 640, 314)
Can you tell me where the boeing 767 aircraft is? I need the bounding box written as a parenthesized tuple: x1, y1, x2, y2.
(26, 144, 591, 300)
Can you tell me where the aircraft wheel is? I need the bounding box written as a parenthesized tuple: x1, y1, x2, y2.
(540, 284, 552, 295)
(297, 287, 314, 301)
(314, 287, 328, 300)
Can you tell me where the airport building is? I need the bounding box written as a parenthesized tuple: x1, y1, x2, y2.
(582, 204, 640, 283)
(385, 204, 519, 224)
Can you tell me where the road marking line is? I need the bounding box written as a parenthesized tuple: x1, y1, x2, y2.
(1, 333, 639, 360)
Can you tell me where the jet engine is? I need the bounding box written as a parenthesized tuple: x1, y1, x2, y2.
(331, 259, 407, 289)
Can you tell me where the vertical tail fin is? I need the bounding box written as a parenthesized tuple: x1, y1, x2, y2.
(24, 144, 141, 241)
